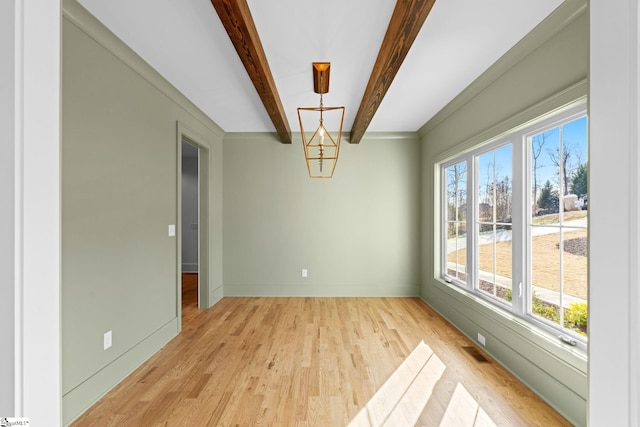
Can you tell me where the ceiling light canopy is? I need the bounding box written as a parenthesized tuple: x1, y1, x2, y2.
(297, 62, 345, 178)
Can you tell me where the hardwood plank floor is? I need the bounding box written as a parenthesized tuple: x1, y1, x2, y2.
(71, 280, 571, 426)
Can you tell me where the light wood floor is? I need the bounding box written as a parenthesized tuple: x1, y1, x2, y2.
(71, 275, 571, 426)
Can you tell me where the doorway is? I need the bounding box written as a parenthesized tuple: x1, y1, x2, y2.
(178, 128, 210, 330)
(181, 141, 199, 310)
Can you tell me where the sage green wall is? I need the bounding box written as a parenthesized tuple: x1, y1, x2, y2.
(223, 133, 421, 296)
(420, 2, 588, 425)
(61, 1, 224, 424)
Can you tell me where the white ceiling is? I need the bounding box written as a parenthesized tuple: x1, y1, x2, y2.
(76, 0, 564, 135)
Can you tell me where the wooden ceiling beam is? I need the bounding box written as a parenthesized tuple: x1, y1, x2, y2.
(210, 0, 292, 143)
(349, 0, 436, 144)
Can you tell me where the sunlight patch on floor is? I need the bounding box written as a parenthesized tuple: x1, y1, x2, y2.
(439, 383, 497, 427)
(348, 341, 497, 427)
(348, 340, 444, 426)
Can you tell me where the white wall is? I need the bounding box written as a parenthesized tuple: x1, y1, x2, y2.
(181, 142, 199, 272)
(2, 0, 61, 423)
(589, 0, 640, 424)
(0, 0, 16, 415)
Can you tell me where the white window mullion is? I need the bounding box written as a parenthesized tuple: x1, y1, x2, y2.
(441, 166, 447, 280)
(512, 132, 526, 315)
(557, 126, 565, 328)
(491, 151, 498, 296)
(467, 153, 477, 291)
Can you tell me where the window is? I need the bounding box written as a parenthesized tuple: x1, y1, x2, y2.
(444, 161, 467, 284)
(477, 145, 513, 304)
(441, 104, 588, 346)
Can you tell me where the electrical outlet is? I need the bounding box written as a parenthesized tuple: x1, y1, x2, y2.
(478, 333, 486, 346)
(301, 268, 308, 278)
(104, 330, 112, 350)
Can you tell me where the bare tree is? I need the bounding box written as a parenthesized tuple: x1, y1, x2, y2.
(548, 142, 575, 196)
(495, 176, 512, 223)
(447, 163, 467, 237)
(484, 158, 494, 207)
(531, 132, 551, 211)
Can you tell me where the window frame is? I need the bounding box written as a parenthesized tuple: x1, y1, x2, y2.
(472, 140, 516, 308)
(439, 103, 588, 350)
(441, 158, 470, 288)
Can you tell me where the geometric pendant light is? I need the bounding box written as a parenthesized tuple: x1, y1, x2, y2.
(297, 62, 345, 178)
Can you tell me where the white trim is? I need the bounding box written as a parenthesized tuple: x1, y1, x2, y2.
(589, 0, 639, 423)
(633, 4, 640, 424)
(0, 0, 17, 415)
(630, 4, 640, 424)
(441, 158, 469, 288)
(16, 0, 61, 423)
(13, 0, 24, 415)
